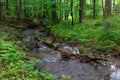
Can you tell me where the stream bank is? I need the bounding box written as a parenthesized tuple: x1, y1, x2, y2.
(21, 28, 120, 80)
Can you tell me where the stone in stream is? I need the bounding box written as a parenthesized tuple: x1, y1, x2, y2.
(110, 65, 120, 80)
(58, 45, 80, 60)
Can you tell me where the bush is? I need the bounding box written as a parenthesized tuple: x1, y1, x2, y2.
(0, 40, 40, 80)
(93, 40, 117, 53)
(50, 17, 120, 53)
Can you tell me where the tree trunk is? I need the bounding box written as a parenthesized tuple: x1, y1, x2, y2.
(6, 0, 9, 15)
(0, 1, 3, 20)
(65, 0, 69, 20)
(93, 0, 96, 19)
(79, 0, 84, 23)
(113, 0, 115, 8)
(60, 0, 63, 20)
(24, 0, 27, 17)
(71, 0, 74, 26)
(52, 1, 58, 23)
(104, 0, 112, 18)
(18, 0, 22, 20)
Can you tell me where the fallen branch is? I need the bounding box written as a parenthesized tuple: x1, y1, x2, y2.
(8, 24, 25, 30)
(84, 54, 107, 61)
(59, 52, 107, 62)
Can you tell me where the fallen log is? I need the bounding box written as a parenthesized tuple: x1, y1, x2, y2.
(59, 51, 108, 62)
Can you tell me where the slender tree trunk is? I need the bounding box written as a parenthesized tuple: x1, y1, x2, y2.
(15, 0, 22, 23)
(60, 0, 63, 20)
(52, 1, 58, 23)
(93, 0, 96, 19)
(113, 0, 115, 8)
(102, 0, 104, 17)
(6, 0, 9, 15)
(24, 0, 27, 17)
(65, 0, 68, 20)
(18, 0, 22, 19)
(113, 0, 115, 11)
(79, 0, 84, 23)
(70, 0, 74, 26)
(0, 1, 3, 20)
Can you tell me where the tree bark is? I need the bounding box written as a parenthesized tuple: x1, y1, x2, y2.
(0, 1, 3, 20)
(52, 1, 58, 23)
(113, 0, 115, 8)
(18, 0, 22, 20)
(71, 0, 74, 26)
(65, 0, 69, 20)
(24, 0, 27, 17)
(6, 0, 9, 15)
(93, 0, 96, 19)
(104, 0, 112, 18)
(79, 0, 84, 23)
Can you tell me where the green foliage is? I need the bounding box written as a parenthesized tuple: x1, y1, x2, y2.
(40, 71, 57, 80)
(50, 16, 120, 53)
(1, 0, 106, 24)
(0, 40, 40, 79)
(94, 18, 120, 53)
(51, 19, 102, 44)
(62, 75, 70, 80)
(94, 40, 117, 53)
(0, 25, 56, 80)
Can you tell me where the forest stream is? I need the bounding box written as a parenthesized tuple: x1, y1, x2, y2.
(21, 28, 120, 80)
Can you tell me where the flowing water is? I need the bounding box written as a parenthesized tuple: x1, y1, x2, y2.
(22, 29, 120, 80)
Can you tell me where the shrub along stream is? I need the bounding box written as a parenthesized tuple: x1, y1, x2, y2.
(50, 16, 120, 54)
(0, 25, 56, 80)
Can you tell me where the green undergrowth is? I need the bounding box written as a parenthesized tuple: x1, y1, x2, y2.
(50, 16, 120, 54)
(0, 25, 56, 80)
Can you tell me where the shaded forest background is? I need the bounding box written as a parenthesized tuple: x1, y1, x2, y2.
(0, 0, 119, 26)
(1, 0, 120, 53)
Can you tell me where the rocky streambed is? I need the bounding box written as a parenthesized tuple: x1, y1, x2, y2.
(21, 28, 120, 80)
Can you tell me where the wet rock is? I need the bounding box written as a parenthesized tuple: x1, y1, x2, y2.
(110, 65, 120, 80)
(58, 45, 80, 59)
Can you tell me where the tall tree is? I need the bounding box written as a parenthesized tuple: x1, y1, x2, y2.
(65, 0, 69, 20)
(6, 0, 9, 15)
(0, 1, 3, 20)
(18, 0, 22, 20)
(59, 0, 63, 20)
(93, 0, 96, 19)
(79, 0, 84, 23)
(24, 0, 27, 17)
(104, 0, 112, 18)
(113, 0, 115, 9)
(70, 0, 74, 26)
(52, 0, 58, 23)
